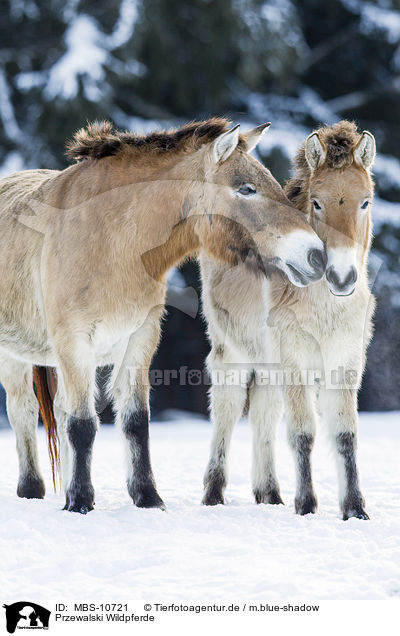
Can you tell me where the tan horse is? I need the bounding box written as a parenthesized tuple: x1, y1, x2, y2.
(0, 118, 325, 513)
(201, 121, 375, 520)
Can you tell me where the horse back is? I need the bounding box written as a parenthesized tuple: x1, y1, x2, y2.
(0, 169, 59, 217)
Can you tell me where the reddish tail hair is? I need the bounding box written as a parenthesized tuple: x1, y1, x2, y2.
(33, 365, 60, 490)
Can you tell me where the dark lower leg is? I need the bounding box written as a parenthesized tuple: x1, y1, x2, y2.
(15, 431, 45, 499)
(290, 432, 318, 515)
(336, 432, 368, 520)
(8, 396, 45, 499)
(123, 407, 164, 509)
(253, 475, 283, 505)
(17, 477, 45, 499)
(64, 416, 97, 514)
(17, 451, 46, 500)
(203, 446, 227, 506)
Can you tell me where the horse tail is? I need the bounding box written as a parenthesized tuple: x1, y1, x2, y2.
(32, 365, 60, 491)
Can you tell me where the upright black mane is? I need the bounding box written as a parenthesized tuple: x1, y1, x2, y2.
(66, 118, 231, 161)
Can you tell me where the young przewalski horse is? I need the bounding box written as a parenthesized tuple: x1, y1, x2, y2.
(0, 118, 326, 513)
(202, 121, 376, 520)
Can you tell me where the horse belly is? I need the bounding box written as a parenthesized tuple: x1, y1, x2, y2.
(92, 316, 146, 366)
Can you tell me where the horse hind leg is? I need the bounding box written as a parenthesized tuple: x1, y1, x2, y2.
(110, 313, 165, 510)
(1, 357, 45, 498)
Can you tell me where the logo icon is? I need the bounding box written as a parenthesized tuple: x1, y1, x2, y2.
(3, 603, 50, 633)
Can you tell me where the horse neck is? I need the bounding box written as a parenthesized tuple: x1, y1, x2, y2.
(67, 154, 203, 280)
(133, 156, 206, 279)
(140, 215, 200, 281)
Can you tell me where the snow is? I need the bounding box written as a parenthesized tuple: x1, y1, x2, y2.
(46, 15, 107, 101)
(374, 154, 400, 190)
(256, 119, 309, 157)
(167, 268, 187, 288)
(105, 0, 138, 50)
(45, 2, 140, 101)
(372, 197, 400, 228)
(0, 151, 24, 179)
(261, 0, 294, 31)
(361, 3, 400, 44)
(15, 70, 47, 91)
(9, 0, 39, 21)
(166, 269, 199, 317)
(340, 0, 400, 43)
(0, 412, 399, 600)
(0, 70, 23, 142)
(258, 0, 303, 50)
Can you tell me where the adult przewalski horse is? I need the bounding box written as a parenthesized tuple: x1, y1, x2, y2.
(201, 121, 375, 520)
(0, 118, 326, 513)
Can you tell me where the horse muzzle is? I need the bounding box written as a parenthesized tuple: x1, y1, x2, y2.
(326, 265, 358, 296)
(283, 246, 327, 287)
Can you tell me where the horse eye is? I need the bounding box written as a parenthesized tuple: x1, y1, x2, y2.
(361, 200, 369, 209)
(312, 199, 322, 211)
(238, 184, 256, 195)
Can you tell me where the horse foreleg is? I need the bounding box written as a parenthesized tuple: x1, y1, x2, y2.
(284, 385, 318, 515)
(202, 382, 247, 505)
(1, 358, 45, 498)
(55, 344, 97, 514)
(320, 387, 368, 520)
(249, 384, 284, 505)
(110, 314, 164, 509)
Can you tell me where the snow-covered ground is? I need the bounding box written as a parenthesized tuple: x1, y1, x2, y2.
(0, 412, 399, 600)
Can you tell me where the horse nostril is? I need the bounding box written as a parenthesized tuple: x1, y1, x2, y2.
(308, 248, 327, 273)
(326, 265, 338, 287)
(345, 266, 357, 286)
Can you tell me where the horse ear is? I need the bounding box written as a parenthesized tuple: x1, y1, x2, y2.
(213, 125, 240, 163)
(354, 131, 376, 169)
(243, 122, 271, 153)
(305, 132, 326, 170)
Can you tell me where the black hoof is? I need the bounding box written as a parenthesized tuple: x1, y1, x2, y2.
(63, 502, 95, 514)
(342, 494, 369, 520)
(254, 488, 284, 505)
(130, 484, 165, 510)
(17, 475, 46, 499)
(63, 497, 95, 514)
(343, 504, 369, 520)
(202, 469, 226, 506)
(202, 489, 224, 506)
(343, 510, 369, 521)
(63, 487, 95, 513)
(295, 493, 318, 515)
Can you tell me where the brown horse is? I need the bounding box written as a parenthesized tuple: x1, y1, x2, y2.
(0, 118, 325, 513)
(201, 121, 375, 520)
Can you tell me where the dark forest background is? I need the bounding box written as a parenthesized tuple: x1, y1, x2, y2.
(0, 0, 399, 417)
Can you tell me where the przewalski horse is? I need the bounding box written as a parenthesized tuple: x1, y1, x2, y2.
(0, 118, 325, 514)
(201, 121, 375, 520)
